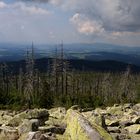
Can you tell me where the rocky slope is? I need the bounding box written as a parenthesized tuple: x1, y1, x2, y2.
(0, 103, 140, 140)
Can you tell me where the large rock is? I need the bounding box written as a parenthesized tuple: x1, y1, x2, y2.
(45, 107, 66, 128)
(8, 109, 49, 127)
(39, 133, 57, 140)
(48, 107, 66, 120)
(70, 105, 81, 111)
(19, 131, 42, 140)
(45, 117, 63, 126)
(132, 116, 140, 124)
(0, 126, 19, 140)
(7, 116, 23, 127)
(0, 113, 13, 126)
(106, 106, 124, 116)
(39, 125, 65, 134)
(125, 124, 140, 134)
(107, 127, 121, 133)
(105, 119, 119, 127)
(119, 116, 134, 127)
(18, 119, 39, 135)
(26, 109, 49, 119)
(94, 108, 107, 115)
(64, 109, 113, 140)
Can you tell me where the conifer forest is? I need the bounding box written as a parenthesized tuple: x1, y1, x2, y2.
(0, 45, 140, 110)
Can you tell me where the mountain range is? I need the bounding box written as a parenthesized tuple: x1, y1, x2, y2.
(0, 42, 140, 72)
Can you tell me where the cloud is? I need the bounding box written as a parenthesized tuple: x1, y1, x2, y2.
(13, 2, 50, 15)
(18, 0, 49, 3)
(6, 0, 140, 33)
(70, 13, 104, 35)
(66, 0, 140, 34)
(0, 1, 7, 8)
(16, 0, 60, 4)
(0, 1, 50, 15)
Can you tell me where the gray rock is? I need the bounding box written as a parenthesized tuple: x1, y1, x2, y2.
(70, 105, 81, 110)
(116, 134, 131, 140)
(25, 131, 42, 140)
(0, 126, 19, 140)
(39, 133, 56, 140)
(119, 120, 134, 127)
(125, 124, 140, 134)
(39, 125, 65, 134)
(132, 117, 140, 124)
(107, 127, 121, 133)
(18, 119, 39, 134)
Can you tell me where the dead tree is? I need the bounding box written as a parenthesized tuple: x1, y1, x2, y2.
(24, 44, 35, 109)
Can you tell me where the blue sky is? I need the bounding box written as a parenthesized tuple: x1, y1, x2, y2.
(0, 0, 140, 46)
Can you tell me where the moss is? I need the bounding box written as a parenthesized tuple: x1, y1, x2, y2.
(45, 117, 63, 126)
(128, 134, 140, 140)
(64, 109, 112, 140)
(64, 109, 92, 140)
(18, 132, 28, 140)
(87, 116, 112, 140)
(105, 119, 119, 126)
(91, 123, 112, 140)
(8, 116, 23, 127)
(125, 124, 140, 134)
(107, 106, 124, 115)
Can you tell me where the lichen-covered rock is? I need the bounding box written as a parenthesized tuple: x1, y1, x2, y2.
(119, 116, 134, 127)
(0, 126, 19, 140)
(116, 134, 131, 140)
(124, 109, 137, 116)
(18, 119, 39, 135)
(87, 114, 107, 129)
(19, 131, 42, 140)
(26, 109, 49, 119)
(106, 119, 119, 127)
(17, 109, 48, 120)
(8, 109, 49, 127)
(70, 105, 81, 111)
(107, 127, 121, 133)
(46, 107, 66, 128)
(45, 117, 63, 126)
(125, 124, 140, 134)
(64, 109, 112, 140)
(128, 134, 140, 140)
(0, 114, 13, 126)
(94, 108, 107, 115)
(132, 116, 140, 124)
(7, 116, 23, 127)
(106, 106, 124, 116)
(48, 107, 66, 119)
(39, 133, 57, 140)
(133, 103, 140, 110)
(39, 125, 65, 134)
(0, 104, 140, 140)
(123, 103, 133, 109)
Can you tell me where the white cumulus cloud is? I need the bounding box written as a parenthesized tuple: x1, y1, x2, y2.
(70, 13, 104, 35)
(64, 0, 140, 33)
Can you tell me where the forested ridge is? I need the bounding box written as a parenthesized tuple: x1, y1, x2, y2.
(0, 46, 140, 110)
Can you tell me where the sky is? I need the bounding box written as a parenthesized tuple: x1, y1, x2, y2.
(0, 0, 140, 46)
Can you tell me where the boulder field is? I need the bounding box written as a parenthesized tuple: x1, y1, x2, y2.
(0, 103, 140, 140)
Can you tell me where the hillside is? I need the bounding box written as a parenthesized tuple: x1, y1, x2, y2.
(1, 43, 140, 66)
(2, 58, 140, 74)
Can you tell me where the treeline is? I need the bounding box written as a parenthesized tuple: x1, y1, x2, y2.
(0, 45, 140, 110)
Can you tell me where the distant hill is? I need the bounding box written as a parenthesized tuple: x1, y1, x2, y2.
(0, 42, 140, 67)
(2, 58, 140, 74)
(84, 52, 140, 66)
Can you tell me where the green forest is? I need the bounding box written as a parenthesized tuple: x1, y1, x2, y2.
(0, 47, 140, 110)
